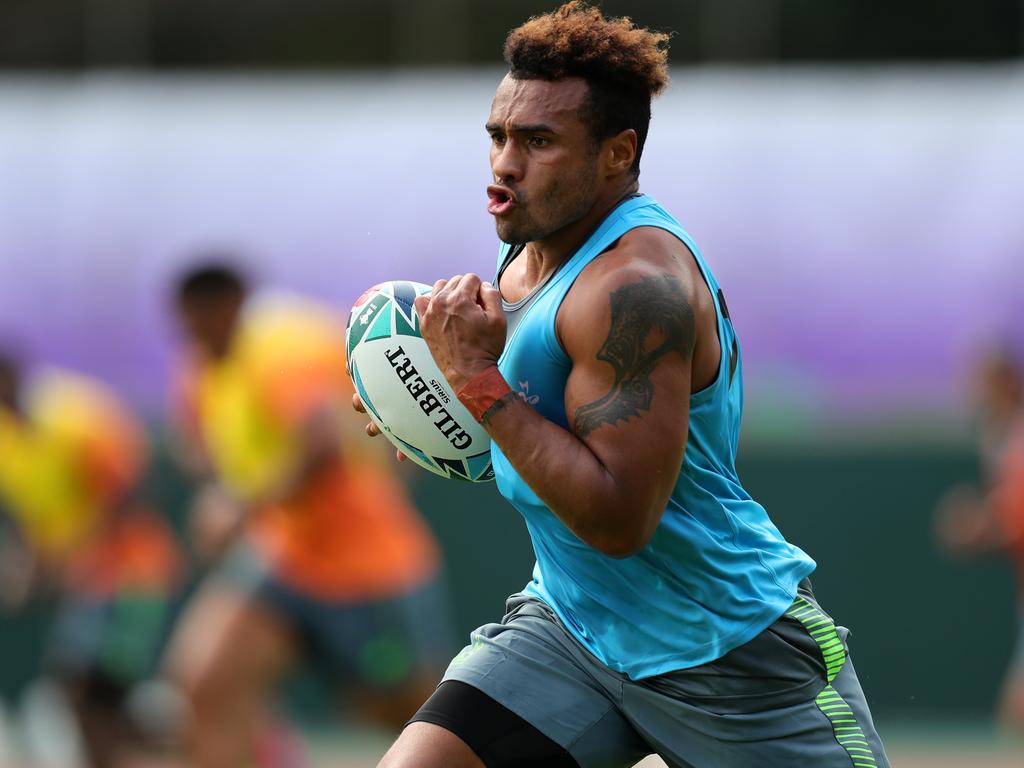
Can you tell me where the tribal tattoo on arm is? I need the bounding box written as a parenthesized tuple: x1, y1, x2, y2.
(573, 273, 696, 438)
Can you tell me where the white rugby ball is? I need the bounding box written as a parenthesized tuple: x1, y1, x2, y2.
(345, 281, 494, 482)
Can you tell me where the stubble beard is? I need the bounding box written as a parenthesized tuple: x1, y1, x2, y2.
(495, 163, 599, 245)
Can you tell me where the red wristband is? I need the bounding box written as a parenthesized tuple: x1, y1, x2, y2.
(456, 366, 513, 423)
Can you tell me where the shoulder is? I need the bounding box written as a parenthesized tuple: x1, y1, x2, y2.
(557, 226, 706, 358)
(569, 226, 703, 312)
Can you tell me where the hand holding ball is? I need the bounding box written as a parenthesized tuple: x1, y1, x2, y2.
(346, 281, 495, 482)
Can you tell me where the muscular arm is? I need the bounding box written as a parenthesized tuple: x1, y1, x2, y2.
(483, 270, 694, 556)
(417, 236, 699, 558)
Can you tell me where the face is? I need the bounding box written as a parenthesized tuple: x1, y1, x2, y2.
(486, 75, 601, 244)
(177, 295, 242, 360)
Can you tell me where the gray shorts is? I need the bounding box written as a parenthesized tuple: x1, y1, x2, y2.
(442, 582, 889, 768)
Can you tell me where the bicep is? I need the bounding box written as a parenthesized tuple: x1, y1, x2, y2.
(563, 272, 696, 500)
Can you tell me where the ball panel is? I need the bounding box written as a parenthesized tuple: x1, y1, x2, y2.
(346, 280, 493, 483)
(466, 450, 495, 482)
(392, 434, 441, 472)
(346, 292, 390, 361)
(349, 359, 384, 424)
(365, 303, 395, 342)
(390, 281, 422, 318)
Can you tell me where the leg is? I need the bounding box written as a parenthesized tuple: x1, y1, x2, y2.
(997, 667, 1024, 733)
(378, 721, 484, 768)
(336, 577, 455, 730)
(398, 594, 651, 768)
(350, 673, 442, 730)
(382, 680, 591, 768)
(620, 588, 890, 768)
(162, 578, 297, 768)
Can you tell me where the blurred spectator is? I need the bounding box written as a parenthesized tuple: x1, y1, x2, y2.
(936, 345, 1024, 732)
(162, 263, 450, 768)
(0, 352, 182, 767)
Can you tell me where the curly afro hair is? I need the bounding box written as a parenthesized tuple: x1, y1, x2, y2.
(504, 2, 671, 176)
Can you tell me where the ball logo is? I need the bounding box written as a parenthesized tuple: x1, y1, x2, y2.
(384, 346, 473, 450)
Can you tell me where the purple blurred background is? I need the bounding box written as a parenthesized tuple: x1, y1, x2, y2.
(1, 68, 1022, 434)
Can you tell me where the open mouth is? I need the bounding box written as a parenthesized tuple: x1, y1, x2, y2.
(487, 185, 517, 216)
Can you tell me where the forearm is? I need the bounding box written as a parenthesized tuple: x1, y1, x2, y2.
(481, 393, 651, 557)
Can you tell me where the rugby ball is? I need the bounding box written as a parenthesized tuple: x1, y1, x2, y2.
(345, 281, 494, 482)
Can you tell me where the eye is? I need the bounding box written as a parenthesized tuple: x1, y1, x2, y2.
(490, 132, 507, 146)
(528, 136, 550, 148)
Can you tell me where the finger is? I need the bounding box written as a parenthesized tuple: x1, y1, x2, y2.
(479, 280, 503, 315)
(365, 421, 381, 437)
(352, 392, 366, 413)
(414, 294, 430, 319)
(396, 450, 407, 462)
(460, 274, 487, 311)
(431, 278, 449, 297)
(441, 275, 463, 297)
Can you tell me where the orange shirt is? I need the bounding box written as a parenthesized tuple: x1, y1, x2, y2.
(0, 369, 146, 561)
(177, 293, 439, 601)
(0, 369, 180, 599)
(65, 505, 181, 600)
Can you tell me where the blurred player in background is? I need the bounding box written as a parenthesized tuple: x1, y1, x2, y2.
(0, 350, 182, 768)
(164, 263, 448, 768)
(359, 3, 889, 767)
(936, 345, 1024, 732)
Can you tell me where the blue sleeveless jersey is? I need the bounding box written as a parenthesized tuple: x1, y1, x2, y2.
(492, 194, 816, 679)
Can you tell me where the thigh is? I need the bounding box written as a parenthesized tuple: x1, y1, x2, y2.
(405, 680, 576, 767)
(162, 574, 297, 699)
(439, 594, 650, 768)
(379, 720, 485, 768)
(621, 588, 890, 768)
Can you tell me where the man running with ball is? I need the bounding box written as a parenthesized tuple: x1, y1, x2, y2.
(358, 3, 890, 766)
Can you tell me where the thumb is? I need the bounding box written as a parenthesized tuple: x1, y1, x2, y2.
(479, 281, 503, 317)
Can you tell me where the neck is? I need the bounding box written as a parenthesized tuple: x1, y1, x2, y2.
(523, 179, 640, 282)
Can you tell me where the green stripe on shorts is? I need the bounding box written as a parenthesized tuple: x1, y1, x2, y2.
(787, 597, 879, 768)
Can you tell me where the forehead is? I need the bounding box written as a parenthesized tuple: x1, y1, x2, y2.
(488, 75, 590, 129)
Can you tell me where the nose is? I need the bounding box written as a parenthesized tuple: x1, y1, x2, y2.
(491, 139, 523, 184)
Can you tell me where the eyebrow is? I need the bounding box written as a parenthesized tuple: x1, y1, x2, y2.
(485, 123, 556, 134)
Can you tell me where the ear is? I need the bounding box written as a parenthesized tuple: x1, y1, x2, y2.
(603, 129, 637, 177)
